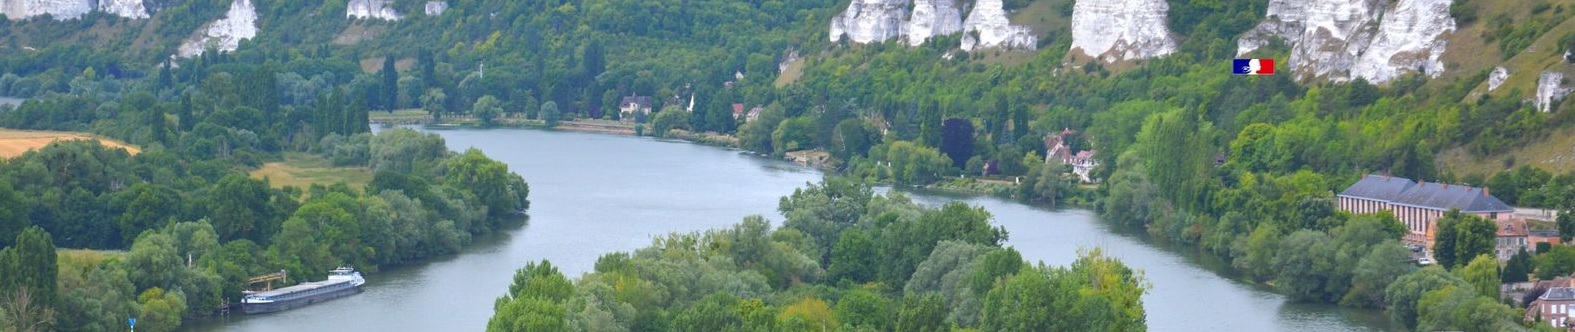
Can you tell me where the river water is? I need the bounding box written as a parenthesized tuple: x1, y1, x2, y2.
(186, 127, 1394, 331)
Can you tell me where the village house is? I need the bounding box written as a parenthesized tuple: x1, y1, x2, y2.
(732, 103, 746, 120)
(1498, 218, 1529, 261)
(1533, 230, 1563, 252)
(1044, 129, 1099, 183)
(1530, 287, 1575, 328)
(745, 106, 763, 123)
(1336, 174, 1516, 249)
(619, 96, 653, 118)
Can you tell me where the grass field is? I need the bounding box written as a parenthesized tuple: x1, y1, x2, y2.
(250, 152, 373, 190)
(1441, 125, 1575, 176)
(0, 129, 140, 158)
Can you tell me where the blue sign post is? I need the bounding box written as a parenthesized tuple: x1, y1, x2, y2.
(128, 317, 135, 331)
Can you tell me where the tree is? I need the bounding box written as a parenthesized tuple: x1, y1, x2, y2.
(1384, 266, 1469, 330)
(894, 294, 946, 332)
(1434, 213, 1459, 269)
(382, 55, 399, 111)
(1457, 254, 1500, 300)
(1503, 248, 1532, 283)
(474, 95, 503, 126)
(422, 89, 447, 121)
(135, 287, 185, 332)
(777, 296, 837, 331)
(446, 148, 530, 219)
(835, 288, 891, 331)
(488, 260, 571, 332)
(827, 229, 877, 283)
(1, 286, 54, 332)
(540, 101, 561, 128)
(939, 118, 974, 169)
(1537, 245, 1575, 279)
(1453, 214, 1496, 270)
(1560, 209, 1575, 242)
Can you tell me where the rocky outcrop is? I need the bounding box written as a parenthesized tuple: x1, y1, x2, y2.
(348, 0, 400, 20)
(0, 0, 146, 20)
(903, 0, 964, 46)
(961, 0, 1036, 51)
(97, 0, 145, 18)
(1, 0, 94, 20)
(1488, 67, 1509, 92)
(1237, 0, 1455, 83)
(424, 1, 446, 16)
(1070, 0, 1176, 61)
(177, 0, 257, 57)
(828, 0, 908, 44)
(1350, 0, 1455, 83)
(829, 0, 1031, 50)
(1538, 72, 1571, 112)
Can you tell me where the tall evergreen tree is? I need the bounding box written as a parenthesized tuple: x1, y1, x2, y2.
(382, 55, 399, 112)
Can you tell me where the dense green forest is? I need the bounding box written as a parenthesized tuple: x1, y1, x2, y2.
(0, 40, 531, 331)
(487, 180, 1147, 331)
(5, 0, 1575, 330)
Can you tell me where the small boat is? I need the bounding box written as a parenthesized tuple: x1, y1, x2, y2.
(241, 267, 365, 314)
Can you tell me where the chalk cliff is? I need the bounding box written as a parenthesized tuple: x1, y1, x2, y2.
(177, 0, 258, 57)
(1069, 0, 1177, 61)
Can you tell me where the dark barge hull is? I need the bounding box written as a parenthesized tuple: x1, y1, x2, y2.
(241, 285, 363, 314)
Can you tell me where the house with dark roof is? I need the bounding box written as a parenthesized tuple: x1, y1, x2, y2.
(1530, 287, 1575, 328)
(619, 96, 653, 117)
(1336, 174, 1515, 248)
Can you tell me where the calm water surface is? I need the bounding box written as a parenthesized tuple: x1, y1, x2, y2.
(186, 127, 1394, 331)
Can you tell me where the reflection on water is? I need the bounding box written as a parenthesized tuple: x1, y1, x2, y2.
(186, 128, 1395, 332)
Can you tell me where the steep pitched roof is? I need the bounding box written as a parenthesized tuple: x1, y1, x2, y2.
(1543, 287, 1575, 301)
(1391, 182, 1513, 213)
(1337, 174, 1416, 202)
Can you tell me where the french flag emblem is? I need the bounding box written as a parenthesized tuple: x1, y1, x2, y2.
(1233, 58, 1275, 75)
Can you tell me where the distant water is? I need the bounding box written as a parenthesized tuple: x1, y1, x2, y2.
(0, 97, 22, 107)
(184, 127, 1397, 332)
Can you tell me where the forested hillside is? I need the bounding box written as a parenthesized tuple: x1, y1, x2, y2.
(4, 0, 1575, 330)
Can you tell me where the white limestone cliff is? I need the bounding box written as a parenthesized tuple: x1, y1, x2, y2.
(348, 0, 400, 20)
(961, 0, 1036, 51)
(98, 0, 145, 19)
(828, 0, 909, 44)
(424, 1, 447, 16)
(1350, 0, 1455, 83)
(0, 0, 147, 20)
(1538, 71, 1571, 112)
(177, 0, 257, 58)
(1, 0, 95, 20)
(902, 0, 964, 47)
(1488, 67, 1508, 92)
(1237, 0, 1455, 83)
(1070, 0, 1176, 61)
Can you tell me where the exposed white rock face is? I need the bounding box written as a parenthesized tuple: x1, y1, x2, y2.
(903, 0, 964, 46)
(960, 0, 1036, 51)
(424, 1, 446, 16)
(1070, 0, 1176, 61)
(829, 0, 909, 44)
(1238, 0, 1455, 83)
(1, 0, 94, 20)
(98, 0, 145, 19)
(1350, 0, 1455, 83)
(1237, 0, 1381, 81)
(1488, 67, 1509, 92)
(177, 0, 258, 58)
(1538, 72, 1571, 112)
(348, 0, 400, 20)
(0, 0, 147, 20)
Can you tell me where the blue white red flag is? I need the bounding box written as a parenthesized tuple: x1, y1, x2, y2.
(1233, 58, 1275, 75)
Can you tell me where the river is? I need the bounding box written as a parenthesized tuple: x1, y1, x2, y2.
(186, 127, 1395, 331)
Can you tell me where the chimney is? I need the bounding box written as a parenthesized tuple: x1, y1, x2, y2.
(1484, 186, 1490, 197)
